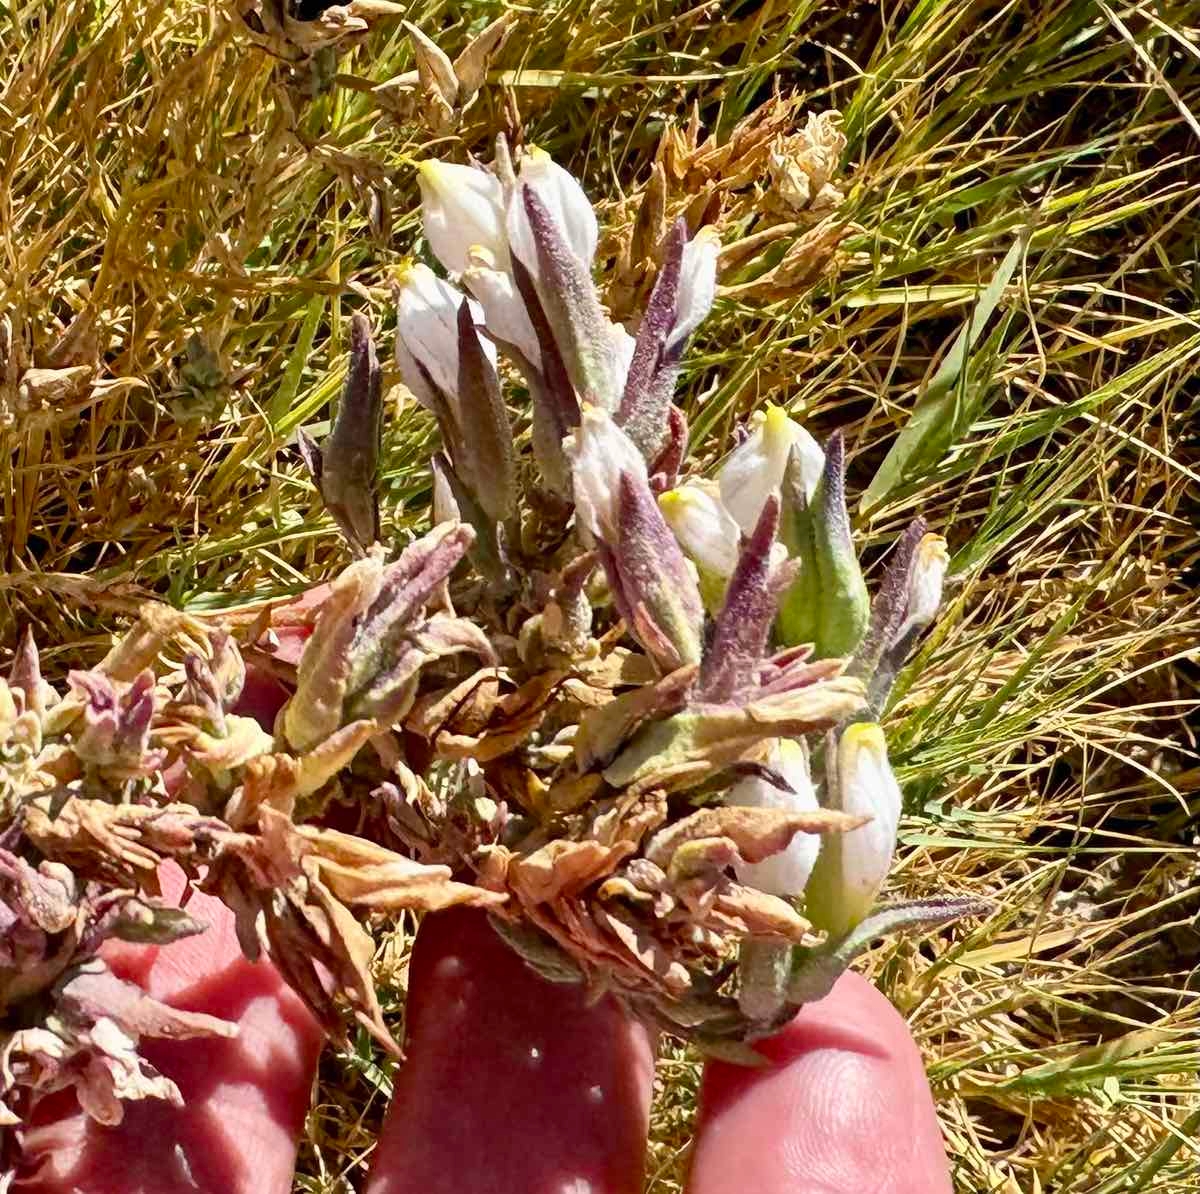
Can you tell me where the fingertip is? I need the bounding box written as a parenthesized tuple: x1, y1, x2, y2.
(689, 972, 951, 1194)
(367, 908, 655, 1194)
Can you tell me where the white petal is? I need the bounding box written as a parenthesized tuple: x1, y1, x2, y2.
(418, 161, 507, 276)
(463, 246, 541, 364)
(895, 533, 949, 642)
(394, 264, 493, 411)
(829, 723, 901, 926)
(658, 479, 741, 580)
(667, 227, 720, 351)
(608, 321, 636, 391)
(506, 147, 598, 281)
(727, 739, 820, 897)
(562, 405, 647, 545)
(718, 405, 824, 535)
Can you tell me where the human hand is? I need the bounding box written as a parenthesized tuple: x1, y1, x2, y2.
(14, 624, 953, 1194)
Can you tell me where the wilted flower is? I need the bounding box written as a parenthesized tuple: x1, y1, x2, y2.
(805, 722, 903, 938)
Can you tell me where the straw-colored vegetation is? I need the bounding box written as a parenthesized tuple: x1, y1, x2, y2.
(3, 0, 1198, 1190)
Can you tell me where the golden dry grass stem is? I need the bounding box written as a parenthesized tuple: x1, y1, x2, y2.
(3, 0, 1199, 1190)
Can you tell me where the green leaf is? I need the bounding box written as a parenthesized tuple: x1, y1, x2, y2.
(860, 230, 1031, 516)
(267, 295, 324, 431)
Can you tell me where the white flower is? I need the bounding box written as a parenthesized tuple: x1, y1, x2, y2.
(717, 404, 824, 535)
(726, 739, 821, 898)
(805, 722, 902, 937)
(668, 227, 720, 352)
(894, 533, 949, 643)
(417, 160, 507, 277)
(562, 405, 648, 545)
(658, 480, 741, 582)
(505, 146, 598, 282)
(463, 244, 541, 364)
(394, 264, 493, 411)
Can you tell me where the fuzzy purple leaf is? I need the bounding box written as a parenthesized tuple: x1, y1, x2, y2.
(699, 496, 786, 703)
(522, 185, 622, 410)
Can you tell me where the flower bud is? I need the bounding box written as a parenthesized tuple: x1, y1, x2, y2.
(417, 160, 508, 277)
(395, 264, 490, 409)
(776, 431, 870, 659)
(718, 405, 824, 536)
(726, 739, 821, 897)
(658, 480, 741, 609)
(506, 147, 598, 279)
(805, 723, 901, 938)
(893, 533, 948, 645)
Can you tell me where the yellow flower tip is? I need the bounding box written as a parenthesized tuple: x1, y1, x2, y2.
(658, 488, 688, 515)
(466, 243, 497, 269)
(762, 403, 794, 447)
(918, 533, 950, 566)
(391, 260, 418, 287)
(842, 721, 887, 755)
